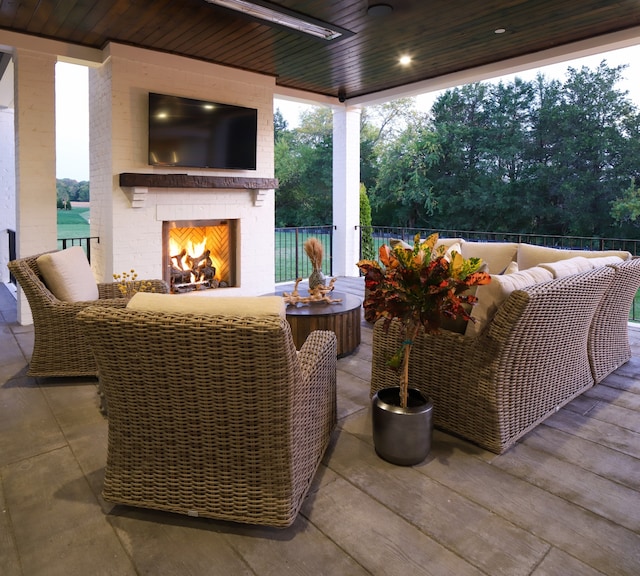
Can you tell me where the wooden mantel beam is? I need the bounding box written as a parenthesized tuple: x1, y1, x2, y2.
(119, 173, 278, 190)
(118, 173, 278, 207)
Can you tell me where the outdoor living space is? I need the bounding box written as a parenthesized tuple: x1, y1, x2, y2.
(2, 278, 640, 576)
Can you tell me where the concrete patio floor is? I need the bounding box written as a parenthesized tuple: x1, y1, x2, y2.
(1, 278, 640, 575)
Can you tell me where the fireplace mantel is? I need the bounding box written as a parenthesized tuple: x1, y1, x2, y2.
(119, 173, 278, 208)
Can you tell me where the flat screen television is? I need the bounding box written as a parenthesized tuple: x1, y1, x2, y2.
(148, 92, 257, 170)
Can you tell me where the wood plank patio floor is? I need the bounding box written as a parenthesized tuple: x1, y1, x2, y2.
(1, 278, 639, 575)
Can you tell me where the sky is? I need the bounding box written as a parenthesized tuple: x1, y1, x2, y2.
(55, 44, 640, 181)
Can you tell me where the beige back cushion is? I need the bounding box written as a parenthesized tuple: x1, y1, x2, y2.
(127, 292, 286, 318)
(517, 243, 631, 270)
(461, 242, 518, 275)
(36, 246, 99, 302)
(465, 266, 554, 337)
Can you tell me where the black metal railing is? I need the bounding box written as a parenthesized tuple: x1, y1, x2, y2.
(57, 236, 100, 262)
(275, 226, 333, 283)
(7, 229, 16, 284)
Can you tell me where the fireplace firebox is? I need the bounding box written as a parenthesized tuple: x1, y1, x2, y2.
(162, 219, 238, 293)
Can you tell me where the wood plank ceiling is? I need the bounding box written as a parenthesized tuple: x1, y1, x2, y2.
(1, 0, 640, 101)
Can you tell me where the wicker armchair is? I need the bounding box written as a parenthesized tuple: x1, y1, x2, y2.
(588, 258, 640, 383)
(7, 252, 168, 377)
(76, 305, 337, 528)
(370, 267, 615, 454)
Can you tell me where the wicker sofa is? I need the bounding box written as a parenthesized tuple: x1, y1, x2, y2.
(77, 294, 337, 528)
(8, 250, 168, 377)
(370, 240, 640, 454)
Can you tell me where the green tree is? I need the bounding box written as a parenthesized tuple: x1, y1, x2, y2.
(274, 106, 383, 227)
(530, 62, 640, 236)
(56, 178, 90, 205)
(371, 119, 441, 227)
(419, 62, 640, 237)
(359, 183, 375, 260)
(611, 178, 640, 226)
(274, 107, 333, 226)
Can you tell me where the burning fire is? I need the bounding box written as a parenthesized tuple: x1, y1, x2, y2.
(165, 222, 232, 292)
(169, 235, 221, 286)
(169, 236, 207, 276)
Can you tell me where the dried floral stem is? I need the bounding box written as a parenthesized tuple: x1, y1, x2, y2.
(113, 269, 155, 298)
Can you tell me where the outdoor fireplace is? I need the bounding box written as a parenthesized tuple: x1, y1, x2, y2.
(162, 219, 238, 293)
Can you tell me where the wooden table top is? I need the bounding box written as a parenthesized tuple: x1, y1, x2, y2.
(279, 291, 362, 317)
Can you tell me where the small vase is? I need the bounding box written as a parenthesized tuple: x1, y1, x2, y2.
(308, 268, 326, 290)
(372, 387, 433, 465)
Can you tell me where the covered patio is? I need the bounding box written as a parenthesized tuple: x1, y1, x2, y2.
(2, 3, 640, 574)
(1, 278, 640, 575)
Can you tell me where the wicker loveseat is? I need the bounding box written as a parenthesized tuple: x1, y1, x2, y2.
(8, 250, 167, 377)
(77, 294, 337, 528)
(370, 239, 640, 454)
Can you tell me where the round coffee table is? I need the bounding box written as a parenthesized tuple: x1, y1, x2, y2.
(281, 291, 362, 357)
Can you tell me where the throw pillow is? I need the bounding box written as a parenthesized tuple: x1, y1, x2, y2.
(36, 246, 99, 302)
(127, 292, 286, 318)
(435, 237, 466, 249)
(389, 238, 412, 250)
(443, 242, 462, 261)
(501, 260, 519, 275)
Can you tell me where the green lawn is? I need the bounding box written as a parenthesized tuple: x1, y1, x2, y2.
(57, 207, 90, 239)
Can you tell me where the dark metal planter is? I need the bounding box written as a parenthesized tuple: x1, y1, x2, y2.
(372, 387, 433, 466)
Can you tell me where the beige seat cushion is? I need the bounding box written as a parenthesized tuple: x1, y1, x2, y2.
(465, 266, 554, 337)
(461, 242, 518, 275)
(587, 255, 624, 268)
(36, 246, 99, 302)
(127, 292, 286, 318)
(539, 256, 593, 278)
(517, 243, 631, 270)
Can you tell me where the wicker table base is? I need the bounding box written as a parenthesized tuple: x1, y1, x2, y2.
(283, 291, 362, 357)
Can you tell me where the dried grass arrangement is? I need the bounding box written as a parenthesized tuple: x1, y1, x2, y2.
(304, 237, 327, 289)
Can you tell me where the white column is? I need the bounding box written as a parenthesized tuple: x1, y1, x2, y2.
(13, 49, 57, 324)
(332, 105, 361, 277)
(0, 108, 15, 285)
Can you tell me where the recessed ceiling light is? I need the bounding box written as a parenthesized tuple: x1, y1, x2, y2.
(204, 0, 351, 40)
(494, 28, 506, 34)
(367, 4, 393, 17)
(399, 55, 412, 66)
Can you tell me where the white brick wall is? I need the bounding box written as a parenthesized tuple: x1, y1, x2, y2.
(90, 44, 276, 295)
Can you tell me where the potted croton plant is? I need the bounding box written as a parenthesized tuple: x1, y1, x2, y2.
(356, 233, 490, 465)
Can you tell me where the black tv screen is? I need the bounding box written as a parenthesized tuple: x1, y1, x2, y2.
(148, 93, 257, 170)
